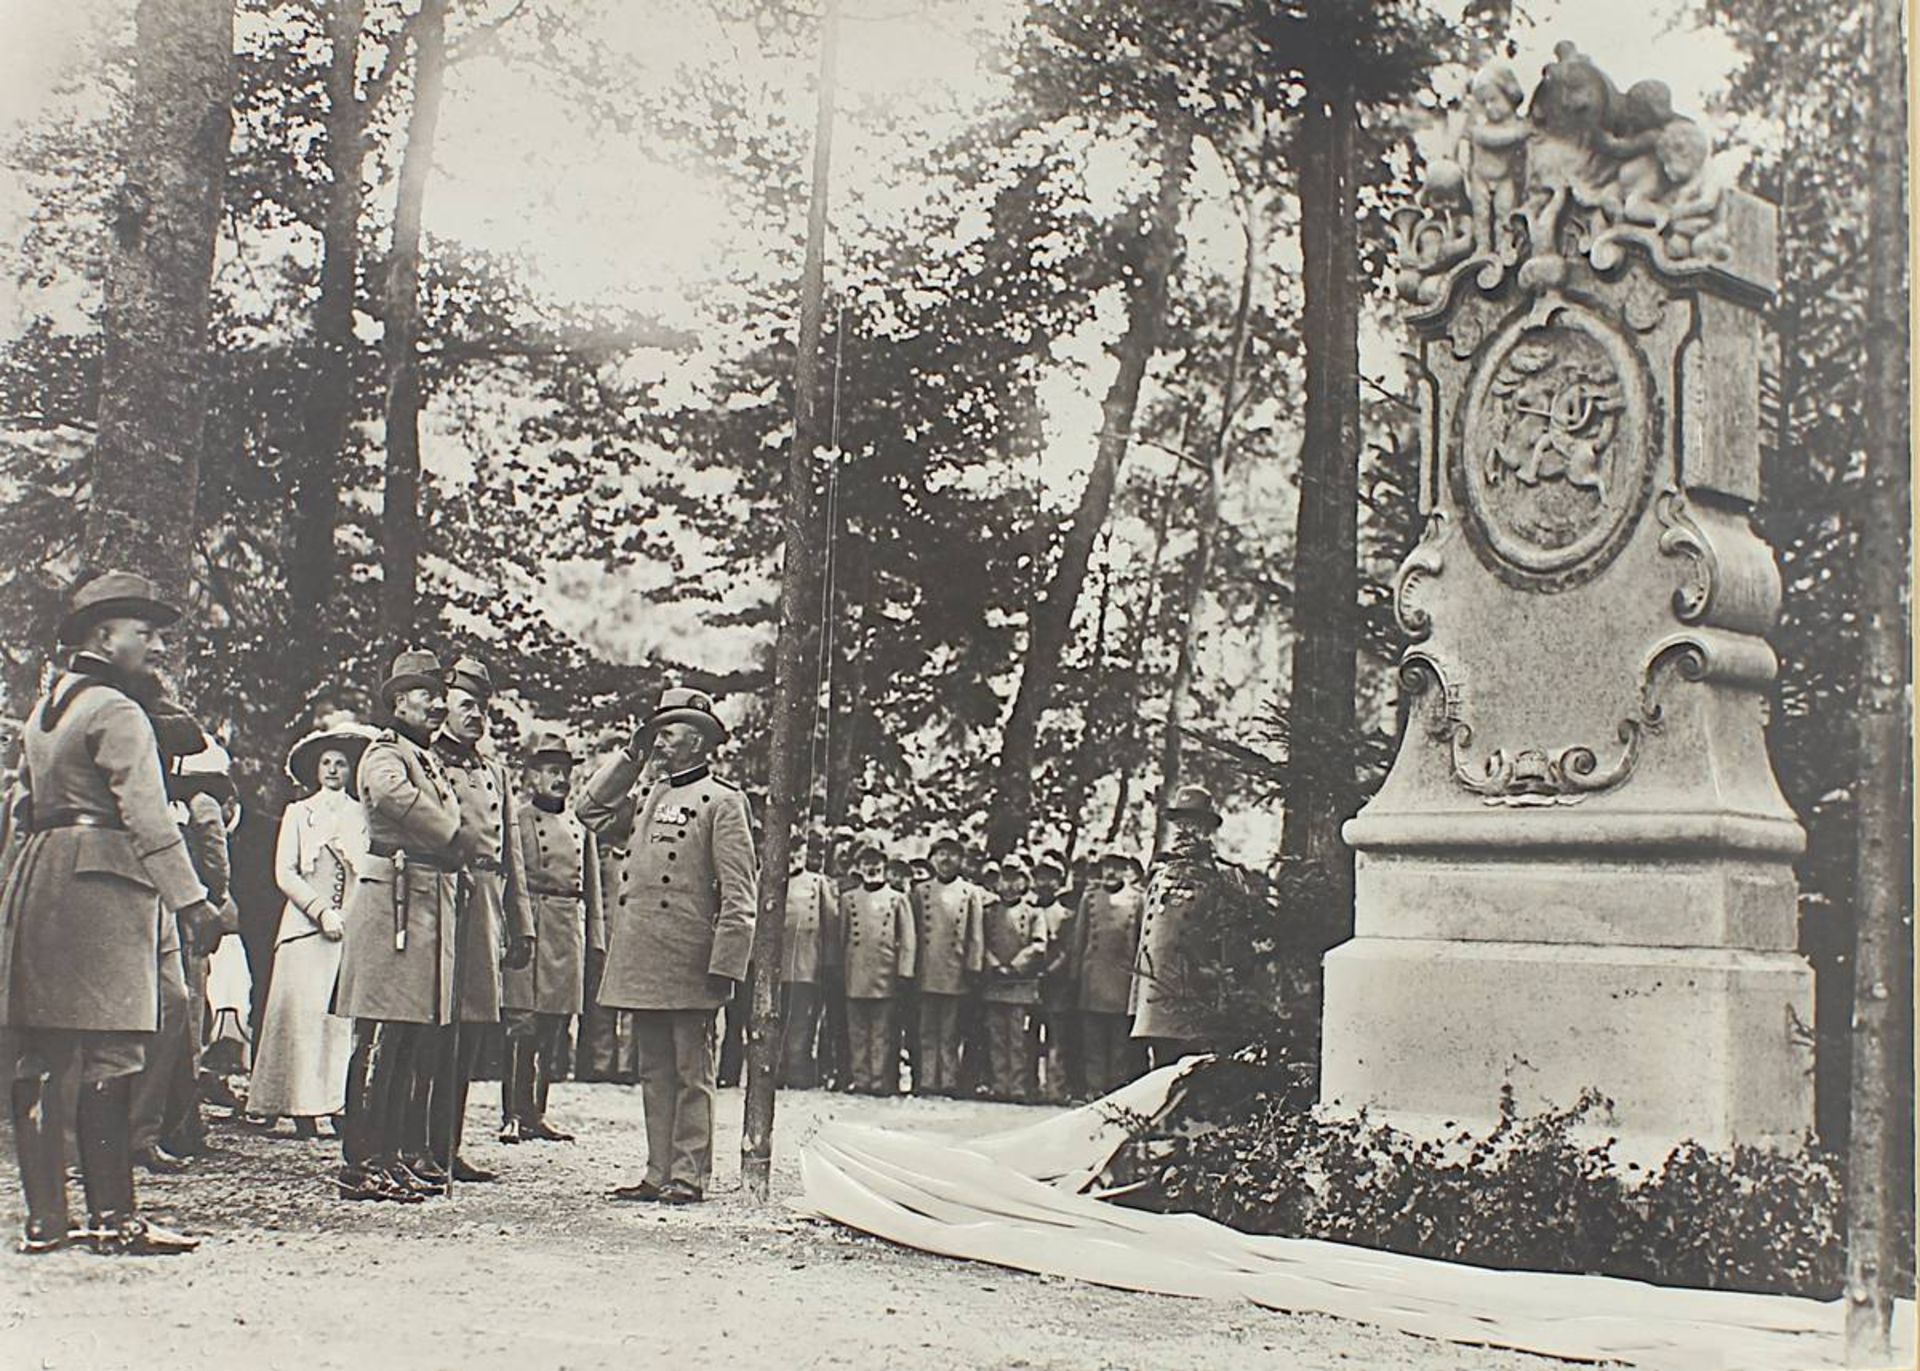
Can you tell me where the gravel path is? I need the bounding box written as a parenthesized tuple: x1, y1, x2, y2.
(1, 1082, 1587, 1370)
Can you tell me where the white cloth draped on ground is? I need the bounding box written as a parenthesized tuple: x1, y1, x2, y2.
(794, 1064, 1916, 1371)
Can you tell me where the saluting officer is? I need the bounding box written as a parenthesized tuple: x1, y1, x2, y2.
(909, 835, 983, 1097)
(334, 650, 468, 1202)
(425, 658, 534, 1184)
(0, 572, 220, 1254)
(500, 729, 602, 1144)
(580, 686, 756, 1205)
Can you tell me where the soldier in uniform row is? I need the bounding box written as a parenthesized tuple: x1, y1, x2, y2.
(334, 650, 469, 1202)
(908, 835, 983, 1097)
(500, 729, 602, 1144)
(581, 687, 757, 1205)
(778, 844, 838, 1088)
(424, 659, 533, 1183)
(1, 572, 223, 1253)
(1073, 853, 1146, 1095)
(979, 858, 1046, 1102)
(841, 846, 916, 1094)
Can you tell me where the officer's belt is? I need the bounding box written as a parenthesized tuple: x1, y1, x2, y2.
(528, 884, 582, 899)
(27, 809, 125, 833)
(367, 840, 462, 872)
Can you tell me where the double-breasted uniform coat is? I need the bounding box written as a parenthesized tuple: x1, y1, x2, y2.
(434, 738, 533, 1023)
(334, 728, 465, 1026)
(777, 868, 837, 1087)
(1130, 847, 1220, 1047)
(504, 801, 603, 1015)
(980, 898, 1047, 1102)
(840, 883, 915, 1094)
(0, 664, 208, 1042)
(908, 876, 983, 1095)
(578, 752, 757, 1191)
(578, 758, 757, 1010)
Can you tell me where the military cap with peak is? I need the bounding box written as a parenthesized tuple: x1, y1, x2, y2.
(380, 649, 447, 707)
(645, 685, 727, 743)
(523, 727, 578, 765)
(446, 656, 494, 702)
(1161, 783, 1223, 829)
(59, 570, 183, 645)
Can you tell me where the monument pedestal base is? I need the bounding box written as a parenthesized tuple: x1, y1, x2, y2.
(1320, 936, 1814, 1151)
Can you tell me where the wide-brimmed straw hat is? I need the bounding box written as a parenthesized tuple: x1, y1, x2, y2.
(286, 722, 377, 792)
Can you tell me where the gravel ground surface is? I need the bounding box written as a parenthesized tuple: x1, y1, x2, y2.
(1, 1082, 1588, 1370)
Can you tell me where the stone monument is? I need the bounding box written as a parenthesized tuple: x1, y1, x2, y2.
(1320, 45, 1814, 1151)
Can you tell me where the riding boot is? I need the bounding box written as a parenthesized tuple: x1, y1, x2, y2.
(75, 1075, 137, 1222)
(12, 1078, 71, 1248)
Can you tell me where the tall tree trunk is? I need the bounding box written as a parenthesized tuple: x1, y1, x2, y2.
(85, 0, 234, 598)
(1155, 207, 1257, 853)
(1105, 454, 1184, 847)
(1843, 0, 1910, 1356)
(1278, 71, 1361, 903)
(287, 0, 370, 700)
(985, 117, 1193, 857)
(742, 0, 838, 1202)
(377, 0, 447, 652)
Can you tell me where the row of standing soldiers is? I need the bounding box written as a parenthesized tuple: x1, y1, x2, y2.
(774, 804, 1219, 1106)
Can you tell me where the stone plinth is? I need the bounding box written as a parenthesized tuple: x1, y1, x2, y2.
(1320, 46, 1814, 1152)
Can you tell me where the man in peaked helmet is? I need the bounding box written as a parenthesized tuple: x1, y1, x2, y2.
(579, 686, 757, 1205)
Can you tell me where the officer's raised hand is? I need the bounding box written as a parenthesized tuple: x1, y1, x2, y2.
(503, 933, 535, 972)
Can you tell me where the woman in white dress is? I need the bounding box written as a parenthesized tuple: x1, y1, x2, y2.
(247, 723, 373, 1137)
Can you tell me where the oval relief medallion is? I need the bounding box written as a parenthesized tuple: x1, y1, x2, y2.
(1450, 304, 1657, 591)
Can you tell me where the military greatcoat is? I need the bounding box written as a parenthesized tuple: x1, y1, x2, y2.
(577, 756, 757, 1011)
(333, 726, 464, 1025)
(0, 664, 207, 1032)
(435, 737, 533, 1023)
(504, 800, 603, 1015)
(1131, 845, 1223, 1041)
(909, 876, 983, 995)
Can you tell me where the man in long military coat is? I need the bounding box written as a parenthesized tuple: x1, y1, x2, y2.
(423, 657, 533, 1183)
(841, 846, 916, 1095)
(1030, 858, 1080, 1103)
(579, 686, 756, 1205)
(777, 843, 837, 1088)
(1076, 853, 1146, 1095)
(1132, 785, 1231, 1068)
(0, 571, 221, 1253)
(501, 728, 602, 1142)
(335, 650, 470, 1202)
(980, 858, 1048, 1103)
(909, 835, 982, 1097)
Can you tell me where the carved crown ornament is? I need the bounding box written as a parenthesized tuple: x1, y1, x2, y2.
(1393, 43, 1761, 321)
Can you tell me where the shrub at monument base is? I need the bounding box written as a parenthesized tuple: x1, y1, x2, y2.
(1108, 1061, 1871, 1300)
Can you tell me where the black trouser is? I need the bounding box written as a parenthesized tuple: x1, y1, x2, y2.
(341, 1020, 422, 1169)
(501, 1012, 568, 1125)
(413, 1021, 484, 1165)
(11, 1028, 147, 1231)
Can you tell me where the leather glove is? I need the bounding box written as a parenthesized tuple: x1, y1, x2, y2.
(503, 934, 535, 972)
(706, 973, 737, 1002)
(179, 899, 224, 956)
(318, 907, 345, 941)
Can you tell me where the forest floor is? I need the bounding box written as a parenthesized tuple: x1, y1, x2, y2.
(0, 1082, 1586, 1371)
